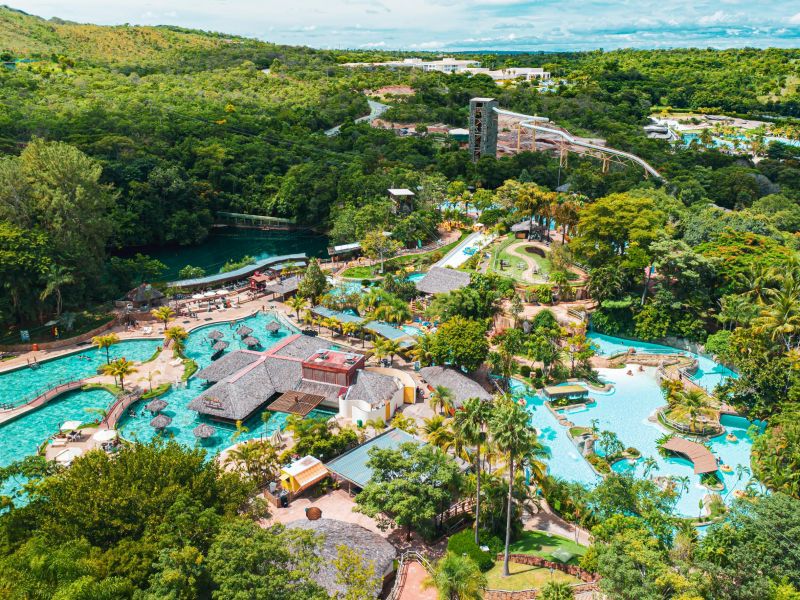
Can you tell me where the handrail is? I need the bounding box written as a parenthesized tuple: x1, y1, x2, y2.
(494, 107, 663, 179)
(386, 551, 432, 600)
(2, 377, 86, 411)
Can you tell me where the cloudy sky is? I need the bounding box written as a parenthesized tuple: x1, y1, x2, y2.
(9, 0, 800, 51)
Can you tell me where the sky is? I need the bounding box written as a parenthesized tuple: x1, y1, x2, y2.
(8, 0, 800, 51)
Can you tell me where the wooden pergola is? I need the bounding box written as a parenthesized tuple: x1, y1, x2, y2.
(267, 391, 326, 416)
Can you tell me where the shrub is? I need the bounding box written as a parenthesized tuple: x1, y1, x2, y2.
(519, 365, 532, 378)
(447, 529, 494, 572)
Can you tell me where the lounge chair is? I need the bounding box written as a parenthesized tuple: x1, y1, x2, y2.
(143, 326, 153, 335)
(51, 437, 67, 447)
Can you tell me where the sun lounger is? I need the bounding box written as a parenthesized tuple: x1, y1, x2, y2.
(143, 326, 153, 334)
(51, 437, 67, 447)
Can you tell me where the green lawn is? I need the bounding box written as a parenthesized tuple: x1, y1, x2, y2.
(485, 561, 579, 590)
(488, 237, 551, 284)
(508, 531, 587, 565)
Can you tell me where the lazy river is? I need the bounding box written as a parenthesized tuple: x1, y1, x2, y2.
(517, 334, 756, 517)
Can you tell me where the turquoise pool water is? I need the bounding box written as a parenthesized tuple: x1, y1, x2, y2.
(116, 311, 333, 453)
(516, 364, 759, 517)
(0, 338, 163, 407)
(588, 332, 737, 392)
(0, 388, 112, 498)
(406, 272, 425, 283)
(399, 324, 423, 337)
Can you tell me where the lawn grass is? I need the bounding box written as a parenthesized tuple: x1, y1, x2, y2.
(485, 561, 579, 590)
(508, 530, 587, 565)
(488, 237, 551, 284)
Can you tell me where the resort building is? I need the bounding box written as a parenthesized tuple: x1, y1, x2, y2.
(542, 384, 589, 403)
(418, 365, 492, 407)
(464, 66, 551, 83)
(414, 266, 471, 295)
(285, 518, 397, 597)
(280, 455, 330, 494)
(326, 428, 422, 492)
(340, 57, 480, 74)
(187, 334, 405, 423)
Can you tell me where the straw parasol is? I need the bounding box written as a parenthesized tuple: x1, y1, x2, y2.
(208, 330, 224, 340)
(150, 414, 172, 430)
(145, 399, 168, 413)
(236, 325, 253, 337)
(212, 340, 229, 353)
(193, 423, 216, 439)
(265, 321, 281, 334)
(243, 336, 261, 347)
(305, 506, 322, 521)
(269, 429, 285, 448)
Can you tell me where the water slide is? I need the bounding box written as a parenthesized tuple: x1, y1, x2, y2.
(493, 108, 663, 179)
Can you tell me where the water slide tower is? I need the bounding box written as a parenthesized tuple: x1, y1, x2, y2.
(469, 97, 499, 162)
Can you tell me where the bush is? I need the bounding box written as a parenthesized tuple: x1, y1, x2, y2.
(519, 365, 532, 378)
(447, 529, 494, 572)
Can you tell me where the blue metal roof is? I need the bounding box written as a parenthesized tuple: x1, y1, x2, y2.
(326, 428, 422, 488)
(312, 306, 366, 324)
(168, 253, 307, 288)
(363, 321, 416, 348)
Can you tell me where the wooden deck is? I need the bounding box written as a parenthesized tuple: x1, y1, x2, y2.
(661, 436, 718, 474)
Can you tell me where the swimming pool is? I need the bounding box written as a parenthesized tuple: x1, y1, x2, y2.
(116, 311, 320, 452)
(399, 324, 423, 337)
(0, 338, 163, 407)
(0, 388, 112, 498)
(515, 364, 759, 517)
(406, 272, 425, 283)
(587, 332, 737, 392)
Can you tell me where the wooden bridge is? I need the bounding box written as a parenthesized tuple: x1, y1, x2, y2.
(0, 378, 87, 425)
(103, 387, 145, 428)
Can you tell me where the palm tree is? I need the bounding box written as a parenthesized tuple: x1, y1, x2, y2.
(675, 475, 691, 496)
(39, 264, 74, 317)
(101, 358, 137, 391)
(540, 580, 573, 600)
(430, 385, 455, 415)
(390, 412, 418, 435)
(231, 419, 250, 443)
(319, 317, 339, 336)
(753, 286, 800, 351)
(151, 306, 175, 332)
(423, 552, 486, 600)
(453, 397, 493, 544)
(641, 456, 659, 479)
(736, 264, 778, 306)
(164, 326, 189, 354)
(92, 333, 120, 365)
(364, 418, 386, 434)
(286, 295, 307, 320)
(341, 321, 359, 341)
(423, 415, 455, 451)
(380, 339, 402, 366)
(549, 270, 570, 300)
(489, 396, 539, 576)
(139, 369, 161, 393)
(408, 334, 434, 366)
(677, 390, 707, 432)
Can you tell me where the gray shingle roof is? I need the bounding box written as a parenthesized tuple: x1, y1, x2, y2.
(285, 519, 396, 597)
(419, 365, 492, 406)
(346, 371, 401, 408)
(270, 334, 331, 360)
(271, 275, 301, 296)
(414, 267, 471, 295)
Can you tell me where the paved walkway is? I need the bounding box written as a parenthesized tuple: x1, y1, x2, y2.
(398, 561, 436, 600)
(523, 500, 592, 547)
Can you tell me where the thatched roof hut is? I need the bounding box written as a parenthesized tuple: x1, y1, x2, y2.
(265, 321, 281, 334)
(236, 325, 253, 337)
(193, 423, 216, 439)
(414, 267, 470, 295)
(145, 399, 168, 413)
(285, 519, 396, 597)
(243, 336, 261, 347)
(207, 329, 225, 340)
(126, 283, 165, 307)
(419, 365, 492, 407)
(150, 414, 172, 430)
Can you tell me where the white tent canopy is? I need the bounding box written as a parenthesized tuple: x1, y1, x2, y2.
(54, 447, 83, 465)
(60, 420, 82, 432)
(92, 429, 118, 442)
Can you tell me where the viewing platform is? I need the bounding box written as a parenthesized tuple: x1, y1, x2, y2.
(660, 436, 718, 474)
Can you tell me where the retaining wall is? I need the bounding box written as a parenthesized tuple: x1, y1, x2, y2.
(0, 317, 119, 353)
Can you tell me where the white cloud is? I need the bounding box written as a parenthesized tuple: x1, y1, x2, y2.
(789, 12, 800, 25)
(359, 41, 387, 47)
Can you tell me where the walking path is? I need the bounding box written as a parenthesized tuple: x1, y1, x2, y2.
(397, 561, 436, 600)
(504, 239, 547, 283)
(523, 500, 592, 547)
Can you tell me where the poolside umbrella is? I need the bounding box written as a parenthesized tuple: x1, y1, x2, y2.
(265, 321, 281, 335)
(212, 341, 229, 353)
(60, 420, 82, 432)
(243, 336, 261, 347)
(207, 330, 224, 340)
(269, 430, 284, 448)
(236, 325, 253, 337)
(92, 429, 117, 442)
(145, 399, 168, 413)
(193, 423, 216, 439)
(150, 414, 172, 430)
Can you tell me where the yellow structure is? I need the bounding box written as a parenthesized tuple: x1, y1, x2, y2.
(280, 456, 329, 494)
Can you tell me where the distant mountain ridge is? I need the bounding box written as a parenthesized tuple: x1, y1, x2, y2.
(0, 4, 282, 70)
